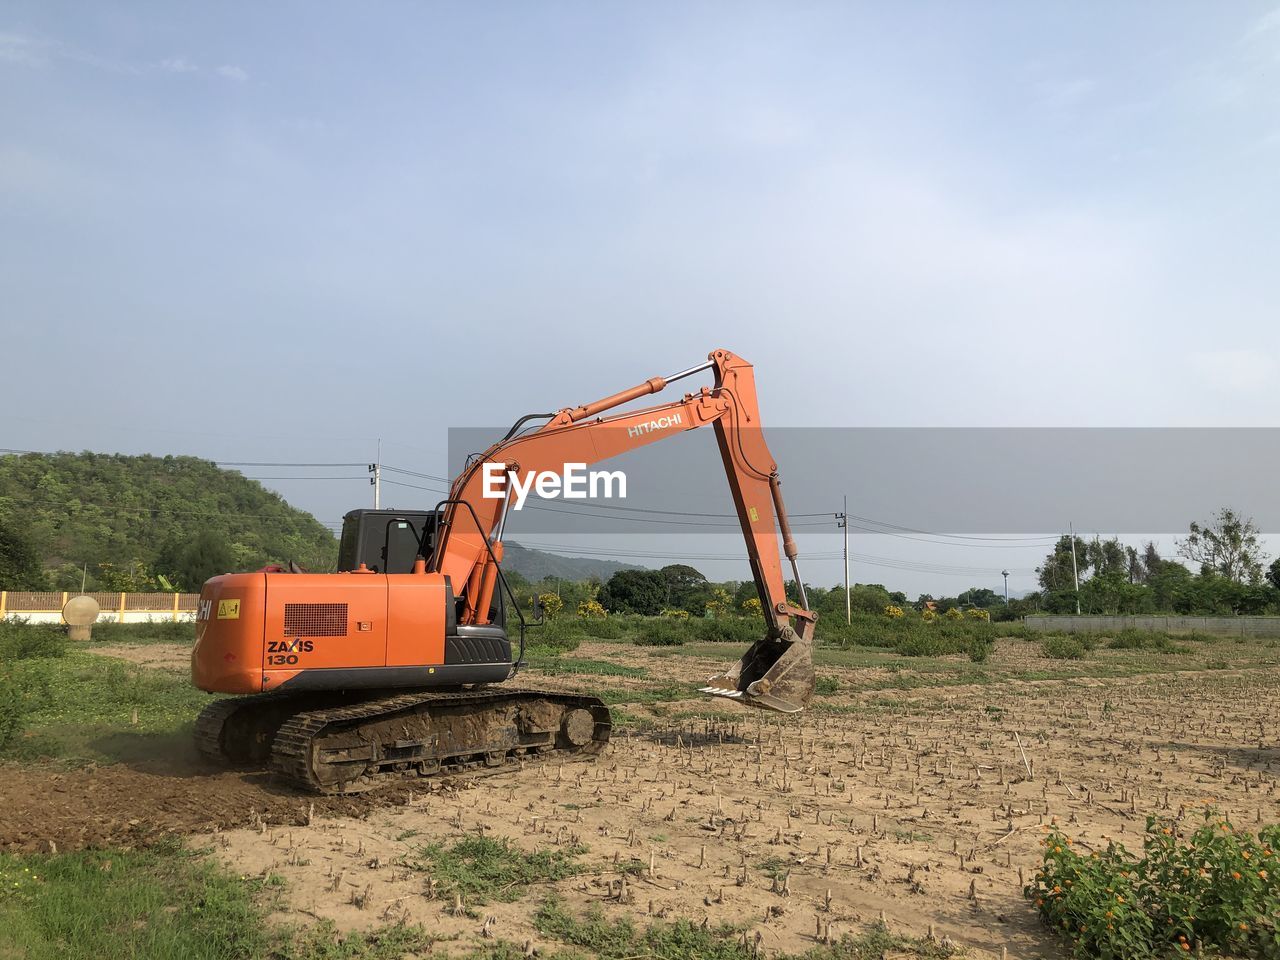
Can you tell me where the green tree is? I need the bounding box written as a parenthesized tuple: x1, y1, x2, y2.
(1037, 535, 1088, 593)
(155, 530, 236, 591)
(598, 569, 667, 615)
(657, 564, 709, 612)
(0, 522, 49, 589)
(1266, 557, 1280, 591)
(1177, 508, 1267, 585)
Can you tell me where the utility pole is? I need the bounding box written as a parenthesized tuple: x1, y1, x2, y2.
(368, 438, 382, 509)
(1001, 569, 1009, 604)
(837, 497, 850, 625)
(1069, 521, 1081, 615)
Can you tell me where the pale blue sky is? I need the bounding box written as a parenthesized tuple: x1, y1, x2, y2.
(3, 3, 1278, 592)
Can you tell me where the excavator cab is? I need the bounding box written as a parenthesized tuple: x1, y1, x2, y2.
(337, 509, 439, 574)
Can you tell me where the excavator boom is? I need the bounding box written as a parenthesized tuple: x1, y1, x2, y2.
(431, 348, 817, 713)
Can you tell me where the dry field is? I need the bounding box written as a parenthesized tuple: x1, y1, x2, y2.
(5, 636, 1280, 957)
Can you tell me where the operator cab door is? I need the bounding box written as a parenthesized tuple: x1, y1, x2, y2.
(337, 510, 438, 574)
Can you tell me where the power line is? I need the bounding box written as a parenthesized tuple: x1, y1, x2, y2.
(240, 478, 371, 483)
(217, 461, 368, 468)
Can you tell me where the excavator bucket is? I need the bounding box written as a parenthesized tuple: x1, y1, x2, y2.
(699, 625, 815, 714)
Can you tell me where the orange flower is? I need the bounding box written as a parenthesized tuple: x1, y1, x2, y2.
(1259, 870, 1268, 879)
(1243, 851, 1251, 860)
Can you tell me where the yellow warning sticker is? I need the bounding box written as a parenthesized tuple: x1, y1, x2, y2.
(217, 599, 241, 620)
(748, 506, 759, 522)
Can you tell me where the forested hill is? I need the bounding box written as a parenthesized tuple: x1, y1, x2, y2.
(0, 452, 641, 592)
(0, 452, 338, 590)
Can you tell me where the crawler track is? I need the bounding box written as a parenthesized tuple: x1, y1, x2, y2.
(197, 689, 611, 794)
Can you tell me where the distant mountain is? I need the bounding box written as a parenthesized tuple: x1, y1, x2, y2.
(501, 541, 639, 582)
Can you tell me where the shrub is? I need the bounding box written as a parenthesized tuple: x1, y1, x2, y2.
(527, 619, 582, 653)
(0, 620, 68, 661)
(577, 617, 624, 640)
(896, 633, 968, 658)
(1042, 636, 1087, 660)
(0, 670, 24, 751)
(658, 609, 690, 620)
(883, 604, 904, 619)
(814, 676, 839, 695)
(538, 593, 564, 620)
(692, 617, 759, 644)
(944, 607, 964, 620)
(635, 620, 687, 647)
(966, 608, 991, 622)
(967, 637, 994, 663)
(1028, 812, 1280, 959)
(576, 599, 607, 620)
(703, 588, 732, 618)
(741, 597, 762, 617)
(921, 609, 937, 623)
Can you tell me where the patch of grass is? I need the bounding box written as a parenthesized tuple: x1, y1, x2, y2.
(83, 620, 196, 645)
(277, 920, 437, 960)
(814, 675, 840, 696)
(529, 657, 646, 678)
(1041, 636, 1088, 660)
(528, 900, 957, 960)
(412, 835, 586, 904)
(592, 683, 697, 706)
(754, 855, 790, 880)
(0, 837, 270, 960)
(2, 650, 213, 763)
(1106, 629, 1189, 653)
(0, 839, 441, 960)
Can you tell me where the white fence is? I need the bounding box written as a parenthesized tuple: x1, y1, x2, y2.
(1023, 615, 1280, 638)
(0, 591, 200, 625)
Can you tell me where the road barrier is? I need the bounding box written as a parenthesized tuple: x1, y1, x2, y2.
(1023, 614, 1280, 638)
(0, 591, 200, 624)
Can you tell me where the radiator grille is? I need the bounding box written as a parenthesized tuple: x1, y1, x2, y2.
(284, 602, 349, 637)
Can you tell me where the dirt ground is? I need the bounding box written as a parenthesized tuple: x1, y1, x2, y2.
(4, 639, 1280, 957)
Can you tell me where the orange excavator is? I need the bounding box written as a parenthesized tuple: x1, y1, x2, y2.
(192, 349, 817, 793)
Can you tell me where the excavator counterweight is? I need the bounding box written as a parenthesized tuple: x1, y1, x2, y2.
(192, 349, 817, 792)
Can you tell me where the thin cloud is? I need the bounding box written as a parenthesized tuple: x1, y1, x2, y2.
(0, 32, 48, 66)
(159, 57, 198, 74)
(1246, 5, 1280, 38)
(215, 64, 248, 82)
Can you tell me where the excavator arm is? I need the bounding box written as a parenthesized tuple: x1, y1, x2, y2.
(429, 349, 817, 713)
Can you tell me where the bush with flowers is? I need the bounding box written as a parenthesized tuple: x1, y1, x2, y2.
(1028, 809, 1280, 957)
